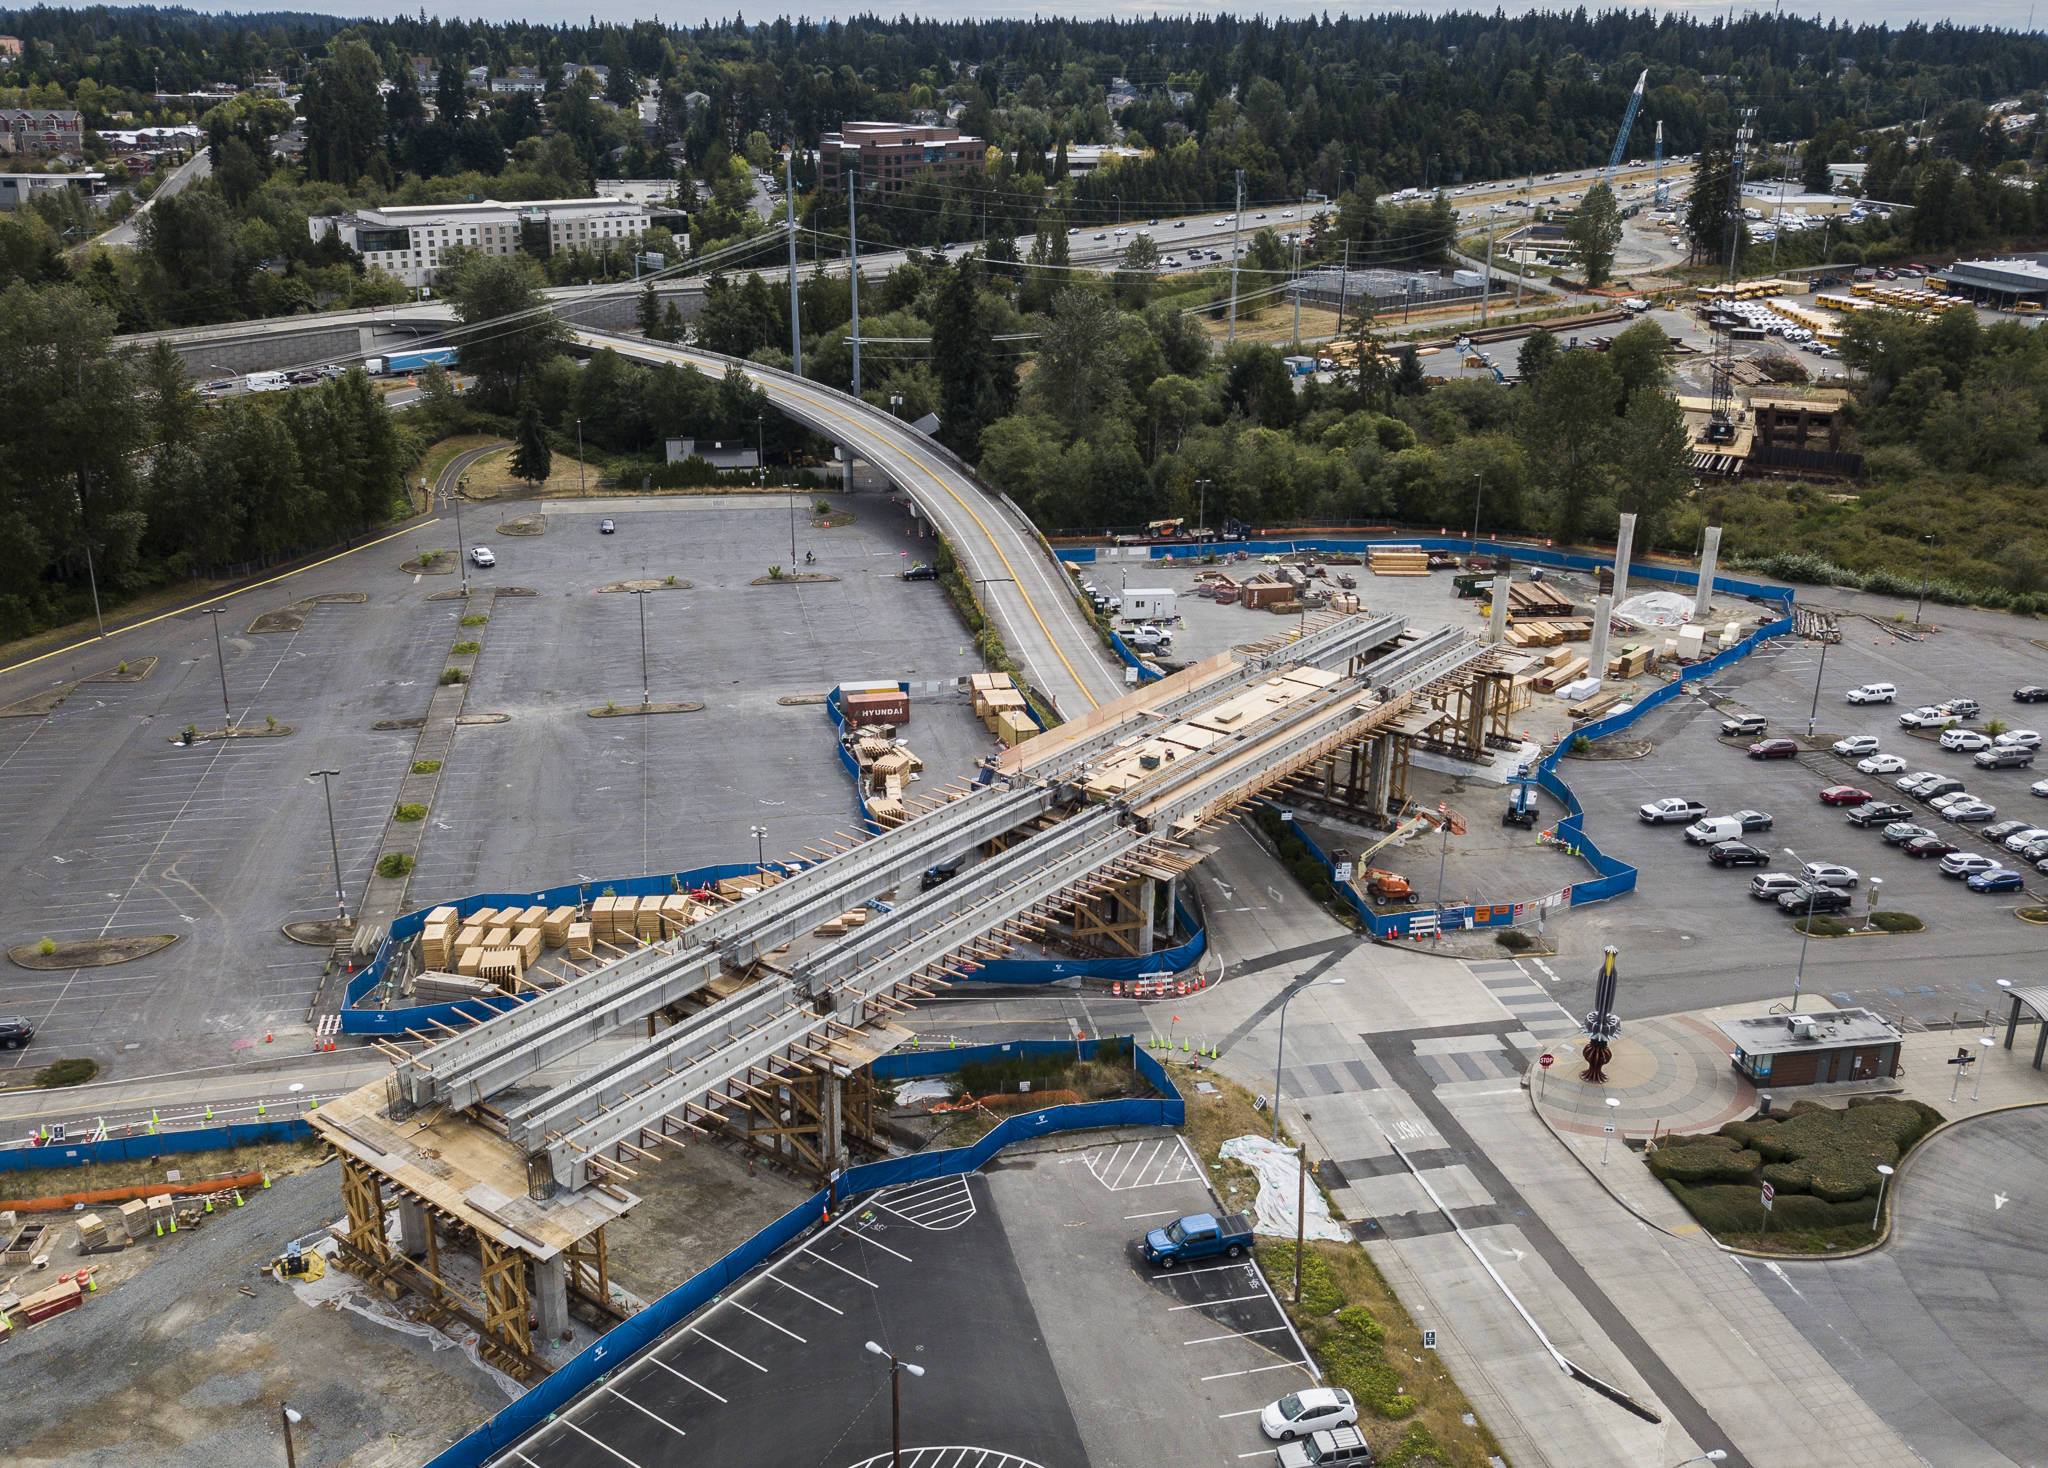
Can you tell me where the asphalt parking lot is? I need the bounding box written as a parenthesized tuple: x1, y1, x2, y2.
(513, 1172, 1085, 1468)
(513, 1134, 1316, 1468)
(0, 490, 989, 1077)
(1554, 598, 2048, 1028)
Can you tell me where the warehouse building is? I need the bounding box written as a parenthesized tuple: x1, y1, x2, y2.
(309, 197, 660, 288)
(1933, 255, 2048, 310)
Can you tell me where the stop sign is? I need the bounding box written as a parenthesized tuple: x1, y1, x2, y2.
(1539, 1053, 1554, 1069)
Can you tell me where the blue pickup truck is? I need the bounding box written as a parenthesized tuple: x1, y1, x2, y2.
(1141, 1211, 1254, 1268)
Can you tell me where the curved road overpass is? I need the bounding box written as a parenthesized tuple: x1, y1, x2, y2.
(573, 327, 1123, 718)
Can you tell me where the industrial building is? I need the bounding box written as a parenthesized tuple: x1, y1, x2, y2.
(819, 121, 984, 194)
(1933, 255, 2048, 310)
(309, 197, 667, 288)
(0, 170, 105, 210)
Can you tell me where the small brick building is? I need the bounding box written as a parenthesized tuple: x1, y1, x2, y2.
(1714, 1008, 1903, 1087)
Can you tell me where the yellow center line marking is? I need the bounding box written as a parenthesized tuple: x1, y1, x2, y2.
(0, 521, 435, 680)
(581, 332, 1104, 711)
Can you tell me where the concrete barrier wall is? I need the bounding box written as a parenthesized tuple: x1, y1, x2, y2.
(423, 1037, 1180, 1468)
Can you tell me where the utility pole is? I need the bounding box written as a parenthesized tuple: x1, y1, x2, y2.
(1335, 239, 1350, 334)
(848, 161, 862, 398)
(785, 148, 802, 375)
(1290, 235, 1302, 347)
(1227, 170, 1244, 344)
(205, 606, 232, 724)
(1480, 210, 1497, 324)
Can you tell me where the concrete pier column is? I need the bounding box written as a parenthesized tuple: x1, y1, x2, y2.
(1611, 511, 1638, 606)
(1138, 878, 1158, 955)
(535, 1255, 569, 1344)
(821, 1074, 846, 1177)
(1487, 576, 1510, 644)
(397, 1199, 429, 1258)
(1163, 875, 1179, 944)
(1588, 594, 1615, 682)
(1693, 525, 1723, 624)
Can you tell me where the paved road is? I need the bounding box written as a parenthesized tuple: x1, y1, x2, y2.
(88, 146, 212, 251)
(573, 326, 1123, 719)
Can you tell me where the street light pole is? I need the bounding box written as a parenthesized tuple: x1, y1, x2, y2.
(632, 588, 650, 705)
(1432, 810, 1452, 947)
(1871, 1162, 1894, 1230)
(205, 606, 232, 724)
(863, 1341, 925, 1468)
(1470, 472, 1484, 547)
(975, 576, 1013, 671)
(1916, 533, 1934, 623)
(1272, 976, 1346, 1140)
(749, 823, 768, 878)
(1783, 845, 1814, 1012)
(306, 770, 347, 926)
(575, 418, 587, 499)
(452, 484, 468, 597)
(1805, 634, 1830, 739)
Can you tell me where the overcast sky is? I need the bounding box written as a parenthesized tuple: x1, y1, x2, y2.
(71, 2, 2048, 33)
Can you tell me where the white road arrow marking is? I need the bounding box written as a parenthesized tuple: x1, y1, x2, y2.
(1995, 1193, 2009, 1210)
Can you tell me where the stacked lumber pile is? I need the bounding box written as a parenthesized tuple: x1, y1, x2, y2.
(18, 1277, 82, 1324)
(1533, 654, 1591, 693)
(814, 907, 871, 937)
(1503, 621, 1563, 648)
(1239, 577, 1292, 609)
(1369, 544, 1431, 576)
(119, 1199, 151, 1241)
(75, 1213, 113, 1251)
(868, 797, 909, 828)
(1604, 644, 1653, 679)
(1508, 581, 1575, 618)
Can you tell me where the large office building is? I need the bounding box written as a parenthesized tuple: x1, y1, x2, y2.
(818, 122, 983, 195)
(309, 197, 660, 288)
(0, 107, 84, 156)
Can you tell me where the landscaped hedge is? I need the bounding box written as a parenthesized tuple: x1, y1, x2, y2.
(1646, 1132, 1762, 1186)
(1722, 1096, 1941, 1202)
(1666, 1182, 1878, 1235)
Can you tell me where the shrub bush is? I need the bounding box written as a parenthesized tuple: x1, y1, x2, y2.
(1494, 928, 1534, 951)
(1646, 1133, 1761, 1186)
(411, 760, 441, 774)
(460, 614, 488, 627)
(1869, 910, 1924, 933)
(1669, 1181, 1875, 1235)
(1314, 1305, 1415, 1420)
(377, 852, 415, 878)
(1712, 1099, 1938, 1204)
(37, 936, 55, 956)
(1794, 915, 1849, 937)
(33, 1057, 99, 1087)
(1382, 1423, 1451, 1468)
(439, 668, 466, 684)
(450, 640, 480, 655)
(394, 802, 427, 822)
(1257, 1243, 1345, 1317)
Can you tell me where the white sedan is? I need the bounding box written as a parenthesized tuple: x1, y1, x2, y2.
(1833, 735, 1881, 757)
(1858, 753, 1908, 775)
(1261, 1387, 1359, 1441)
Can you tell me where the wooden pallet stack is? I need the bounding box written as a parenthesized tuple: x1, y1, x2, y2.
(1369, 545, 1431, 576)
(1533, 654, 1591, 693)
(1604, 644, 1654, 679)
(75, 1213, 112, 1251)
(118, 1199, 151, 1241)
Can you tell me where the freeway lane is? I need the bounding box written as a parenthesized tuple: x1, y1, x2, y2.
(575, 327, 1123, 718)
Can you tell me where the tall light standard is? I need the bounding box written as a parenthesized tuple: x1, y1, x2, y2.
(574, 417, 587, 499)
(1271, 976, 1346, 1140)
(863, 1340, 925, 1468)
(306, 770, 347, 925)
(1783, 846, 1817, 1012)
(630, 588, 651, 706)
(974, 575, 1013, 671)
(1431, 804, 1454, 947)
(1871, 1162, 1895, 1231)
(1601, 1094, 1622, 1164)
(749, 824, 769, 878)
(1804, 632, 1831, 739)
(1916, 533, 1935, 623)
(204, 606, 232, 724)
(1469, 471, 1484, 547)
(77, 513, 105, 640)
(452, 481, 468, 597)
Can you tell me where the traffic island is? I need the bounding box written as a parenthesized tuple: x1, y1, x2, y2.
(0, 657, 158, 718)
(587, 701, 704, 718)
(595, 578, 693, 592)
(496, 513, 546, 535)
(7, 935, 177, 970)
(748, 571, 839, 585)
(282, 919, 353, 948)
(399, 552, 455, 574)
(1793, 911, 1923, 937)
(246, 592, 368, 633)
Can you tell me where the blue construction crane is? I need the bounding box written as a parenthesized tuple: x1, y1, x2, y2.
(1602, 70, 1649, 181)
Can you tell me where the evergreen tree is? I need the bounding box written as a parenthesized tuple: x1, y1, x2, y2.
(637, 283, 661, 336)
(1568, 182, 1622, 287)
(510, 396, 553, 487)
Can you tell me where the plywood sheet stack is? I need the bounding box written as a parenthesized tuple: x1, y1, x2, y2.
(813, 907, 871, 937)
(590, 896, 622, 942)
(512, 927, 543, 969)
(119, 1199, 151, 1241)
(1605, 644, 1653, 679)
(970, 672, 1017, 720)
(76, 1213, 111, 1251)
(419, 917, 453, 971)
(981, 688, 1027, 733)
(658, 894, 696, 936)
(868, 796, 909, 828)
(995, 710, 1036, 747)
(633, 897, 663, 941)
(566, 921, 593, 958)
(479, 949, 522, 987)
(1533, 655, 1591, 693)
(456, 946, 484, 976)
(467, 906, 500, 932)
(1369, 544, 1431, 576)
(146, 1195, 175, 1233)
(542, 906, 575, 945)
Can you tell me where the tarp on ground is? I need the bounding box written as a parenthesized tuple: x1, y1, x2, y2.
(1220, 1133, 1350, 1242)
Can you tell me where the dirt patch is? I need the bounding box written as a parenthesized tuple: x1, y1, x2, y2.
(777, 693, 829, 706)
(8, 934, 178, 970)
(587, 701, 704, 717)
(246, 592, 369, 634)
(1564, 737, 1654, 760)
(812, 510, 857, 529)
(460, 446, 603, 499)
(171, 725, 293, 743)
(596, 578, 694, 593)
(0, 1140, 327, 1209)
(372, 716, 426, 731)
(748, 572, 840, 585)
(497, 513, 546, 536)
(400, 555, 456, 575)
(603, 1138, 813, 1302)
(85, 656, 157, 683)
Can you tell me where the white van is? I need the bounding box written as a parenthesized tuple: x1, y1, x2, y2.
(243, 371, 289, 393)
(1685, 816, 1743, 845)
(1845, 682, 1896, 704)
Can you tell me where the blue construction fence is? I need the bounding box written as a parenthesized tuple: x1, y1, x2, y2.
(1272, 613, 1796, 939)
(427, 1038, 1181, 1468)
(1058, 536, 1796, 610)
(1107, 628, 1165, 683)
(2, 1119, 314, 1172)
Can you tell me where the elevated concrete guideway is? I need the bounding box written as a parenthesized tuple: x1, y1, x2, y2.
(573, 327, 1125, 718)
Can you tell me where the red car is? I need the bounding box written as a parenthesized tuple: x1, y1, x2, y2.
(1819, 785, 1872, 806)
(1748, 738, 1800, 759)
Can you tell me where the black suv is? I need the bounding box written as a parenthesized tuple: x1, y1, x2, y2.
(1708, 841, 1771, 867)
(0, 1016, 34, 1049)
(901, 563, 937, 581)
(1777, 886, 1853, 915)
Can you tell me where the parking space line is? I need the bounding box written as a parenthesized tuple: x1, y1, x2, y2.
(849, 1229, 914, 1263)
(1109, 1139, 1160, 1189)
(563, 1419, 644, 1466)
(1201, 1360, 1313, 1382)
(1167, 1292, 1267, 1311)
(1184, 1326, 1292, 1345)
(647, 1355, 728, 1402)
(1125, 1208, 1178, 1219)
(770, 1276, 845, 1315)
(734, 1301, 806, 1342)
(603, 1384, 686, 1437)
(1217, 1407, 1266, 1419)
(688, 1326, 768, 1371)
(1163, 1261, 1258, 1280)
(801, 1249, 878, 1287)
(510, 1451, 546, 1467)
